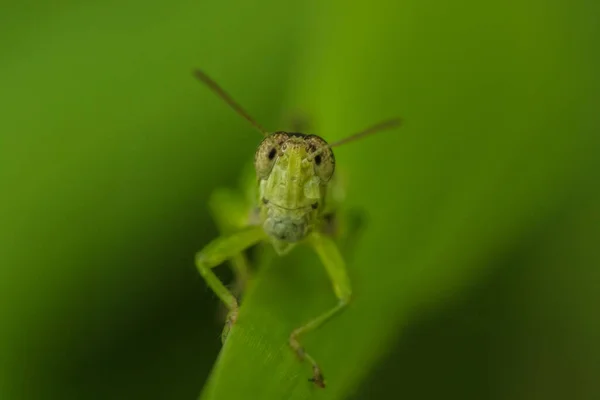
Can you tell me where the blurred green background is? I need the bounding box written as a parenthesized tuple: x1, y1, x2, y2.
(1, 0, 599, 399)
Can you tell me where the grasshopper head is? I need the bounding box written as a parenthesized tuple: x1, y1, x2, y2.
(193, 69, 400, 243)
(255, 132, 335, 242)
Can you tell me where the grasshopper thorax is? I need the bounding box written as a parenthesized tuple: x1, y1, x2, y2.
(255, 132, 335, 243)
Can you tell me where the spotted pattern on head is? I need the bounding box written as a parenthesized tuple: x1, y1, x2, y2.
(254, 132, 335, 181)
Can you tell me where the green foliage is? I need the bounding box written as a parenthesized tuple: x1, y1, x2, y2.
(1, 0, 599, 399)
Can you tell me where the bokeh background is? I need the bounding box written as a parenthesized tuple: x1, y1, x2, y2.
(1, 0, 599, 399)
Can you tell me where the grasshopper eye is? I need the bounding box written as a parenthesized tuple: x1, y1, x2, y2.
(305, 135, 335, 182)
(255, 137, 279, 178)
(313, 149, 334, 181)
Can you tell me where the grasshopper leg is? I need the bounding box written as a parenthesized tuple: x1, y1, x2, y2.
(289, 232, 352, 388)
(208, 188, 255, 299)
(195, 226, 266, 343)
(322, 208, 366, 256)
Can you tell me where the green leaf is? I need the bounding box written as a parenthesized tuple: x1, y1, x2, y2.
(199, 0, 599, 399)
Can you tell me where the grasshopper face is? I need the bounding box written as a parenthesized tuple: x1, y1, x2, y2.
(255, 132, 335, 243)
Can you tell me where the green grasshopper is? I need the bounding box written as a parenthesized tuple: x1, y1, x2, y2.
(193, 69, 400, 388)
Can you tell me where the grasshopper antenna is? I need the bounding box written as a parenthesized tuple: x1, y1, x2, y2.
(309, 118, 402, 160)
(193, 69, 268, 137)
(328, 118, 402, 148)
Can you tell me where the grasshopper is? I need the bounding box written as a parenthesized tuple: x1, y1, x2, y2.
(193, 69, 400, 387)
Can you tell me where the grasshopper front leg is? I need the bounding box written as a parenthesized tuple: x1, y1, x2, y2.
(289, 231, 352, 388)
(195, 226, 267, 342)
(208, 188, 256, 300)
